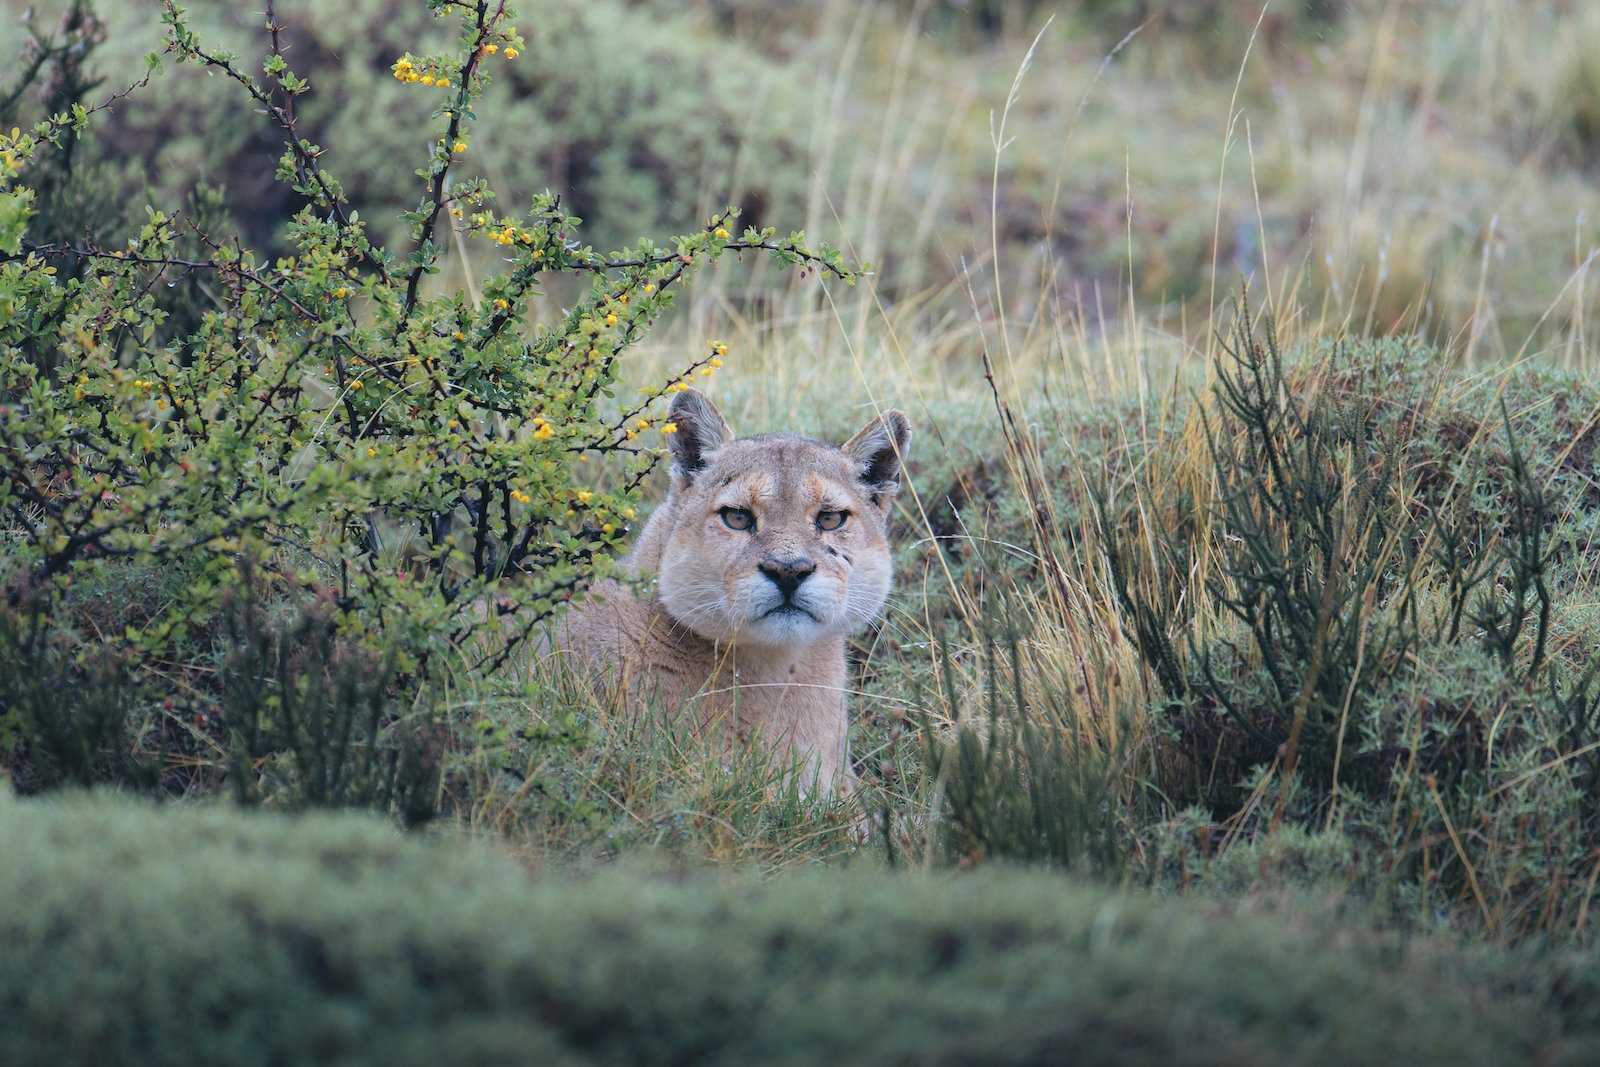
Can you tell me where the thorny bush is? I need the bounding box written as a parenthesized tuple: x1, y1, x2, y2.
(0, 0, 852, 682)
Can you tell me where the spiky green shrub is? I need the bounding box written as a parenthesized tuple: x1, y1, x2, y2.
(0, 599, 155, 792)
(218, 584, 441, 824)
(1103, 311, 1600, 937)
(0, 1, 849, 687)
(4, 793, 1596, 1066)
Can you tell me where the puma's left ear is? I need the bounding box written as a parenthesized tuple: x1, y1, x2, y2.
(665, 388, 734, 486)
(843, 409, 912, 506)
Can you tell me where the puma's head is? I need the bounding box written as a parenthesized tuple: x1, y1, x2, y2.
(637, 390, 911, 649)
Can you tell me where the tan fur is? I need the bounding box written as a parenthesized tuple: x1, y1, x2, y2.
(545, 390, 911, 795)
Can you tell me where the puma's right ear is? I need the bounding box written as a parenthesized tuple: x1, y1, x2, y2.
(842, 408, 912, 506)
(666, 389, 734, 485)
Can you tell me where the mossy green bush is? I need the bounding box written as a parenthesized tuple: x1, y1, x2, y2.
(4, 793, 1599, 1066)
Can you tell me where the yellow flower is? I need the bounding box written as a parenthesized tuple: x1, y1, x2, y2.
(714, 342, 729, 357)
(453, 331, 466, 341)
(511, 489, 532, 504)
(447, 419, 459, 430)
(713, 226, 731, 240)
(504, 47, 519, 60)
(494, 298, 510, 311)
(333, 287, 350, 299)
(350, 379, 363, 390)
(437, 79, 451, 89)
(643, 283, 656, 295)
(699, 368, 713, 377)
(605, 313, 619, 328)
(452, 141, 467, 154)
(575, 490, 593, 504)
(531, 248, 545, 260)
(420, 74, 435, 86)
(661, 422, 679, 435)
(601, 523, 615, 535)
(367, 447, 377, 458)
(622, 507, 637, 520)
(532, 418, 555, 440)
(483, 44, 499, 55)
(636, 419, 651, 431)
(709, 357, 724, 368)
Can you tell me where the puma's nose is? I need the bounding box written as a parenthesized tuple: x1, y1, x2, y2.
(759, 556, 816, 600)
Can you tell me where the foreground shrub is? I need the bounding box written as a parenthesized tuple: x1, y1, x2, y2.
(4, 794, 1596, 1065)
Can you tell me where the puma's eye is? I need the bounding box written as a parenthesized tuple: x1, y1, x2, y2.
(720, 507, 756, 532)
(816, 509, 848, 532)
